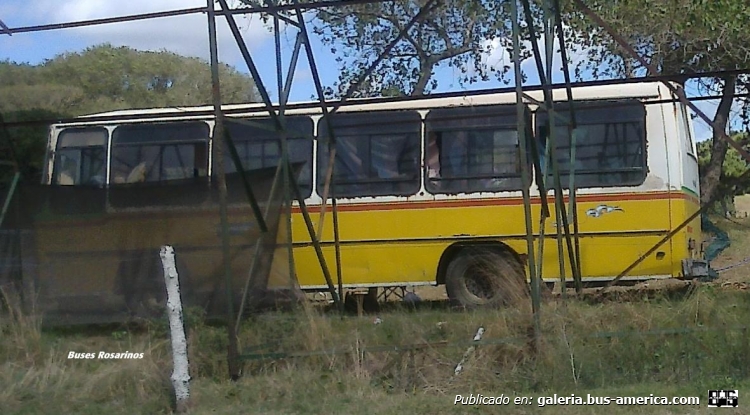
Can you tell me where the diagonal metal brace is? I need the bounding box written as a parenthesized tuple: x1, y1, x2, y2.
(285, 158, 342, 309)
(223, 128, 268, 232)
(292, 1, 347, 310)
(0, 18, 11, 36)
(217, 0, 285, 133)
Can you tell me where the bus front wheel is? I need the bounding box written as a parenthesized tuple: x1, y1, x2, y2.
(445, 248, 528, 308)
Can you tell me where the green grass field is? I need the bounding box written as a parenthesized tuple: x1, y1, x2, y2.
(3, 212, 750, 414)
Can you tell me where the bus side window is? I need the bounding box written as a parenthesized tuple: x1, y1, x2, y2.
(224, 116, 314, 200)
(317, 111, 421, 198)
(538, 100, 647, 188)
(52, 128, 108, 187)
(425, 105, 525, 194)
(108, 122, 210, 209)
(110, 122, 209, 184)
(678, 104, 696, 156)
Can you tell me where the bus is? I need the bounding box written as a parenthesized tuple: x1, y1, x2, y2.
(20, 80, 705, 321)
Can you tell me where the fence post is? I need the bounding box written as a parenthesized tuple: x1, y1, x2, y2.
(453, 326, 485, 377)
(160, 245, 191, 413)
(743, 327, 748, 379)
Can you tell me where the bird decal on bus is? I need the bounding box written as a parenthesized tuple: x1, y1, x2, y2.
(586, 204, 624, 218)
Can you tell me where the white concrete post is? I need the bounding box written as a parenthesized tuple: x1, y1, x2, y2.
(160, 245, 190, 413)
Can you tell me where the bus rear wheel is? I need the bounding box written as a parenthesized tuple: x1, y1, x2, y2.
(445, 248, 528, 308)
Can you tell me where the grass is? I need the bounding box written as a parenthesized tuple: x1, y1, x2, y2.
(707, 206, 750, 283)
(3, 215, 750, 414)
(3, 285, 750, 414)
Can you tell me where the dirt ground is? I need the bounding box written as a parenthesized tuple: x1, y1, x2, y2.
(734, 194, 750, 217)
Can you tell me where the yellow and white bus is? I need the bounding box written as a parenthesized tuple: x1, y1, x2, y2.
(27, 80, 703, 319)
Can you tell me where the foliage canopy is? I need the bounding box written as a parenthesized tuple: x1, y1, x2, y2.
(0, 44, 258, 116)
(0, 44, 258, 185)
(240, 0, 533, 97)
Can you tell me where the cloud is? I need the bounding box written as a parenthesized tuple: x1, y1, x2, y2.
(2, 0, 273, 64)
(481, 28, 602, 85)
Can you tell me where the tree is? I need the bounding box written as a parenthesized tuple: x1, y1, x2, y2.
(240, 0, 526, 97)
(1, 109, 66, 185)
(0, 44, 259, 185)
(698, 133, 750, 215)
(559, 0, 750, 205)
(0, 44, 259, 116)
(237, 0, 750, 206)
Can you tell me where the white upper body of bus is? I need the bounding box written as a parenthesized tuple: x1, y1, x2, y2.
(43, 81, 699, 206)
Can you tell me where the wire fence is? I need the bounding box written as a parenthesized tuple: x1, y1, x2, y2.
(0, 165, 298, 325)
(226, 314, 750, 392)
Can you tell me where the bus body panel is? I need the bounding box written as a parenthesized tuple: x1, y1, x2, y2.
(289, 191, 681, 288)
(19, 81, 704, 322)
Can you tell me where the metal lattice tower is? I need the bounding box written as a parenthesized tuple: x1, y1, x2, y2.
(2, 0, 750, 381)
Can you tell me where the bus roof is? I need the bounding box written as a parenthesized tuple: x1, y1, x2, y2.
(70, 80, 667, 124)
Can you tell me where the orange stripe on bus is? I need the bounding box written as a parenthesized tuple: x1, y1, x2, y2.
(294, 191, 692, 213)
(29, 191, 694, 227)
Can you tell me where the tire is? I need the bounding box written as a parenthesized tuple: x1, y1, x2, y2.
(445, 248, 528, 308)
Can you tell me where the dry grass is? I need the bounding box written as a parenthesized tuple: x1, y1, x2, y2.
(2, 287, 749, 414)
(3, 245, 750, 414)
(706, 213, 750, 284)
(733, 194, 750, 217)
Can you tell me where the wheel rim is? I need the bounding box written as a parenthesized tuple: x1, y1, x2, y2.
(464, 263, 496, 303)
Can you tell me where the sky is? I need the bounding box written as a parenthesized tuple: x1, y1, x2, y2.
(0, 0, 737, 141)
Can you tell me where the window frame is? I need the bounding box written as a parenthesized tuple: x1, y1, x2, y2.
(316, 110, 422, 198)
(677, 103, 698, 161)
(52, 127, 109, 187)
(109, 121, 210, 185)
(424, 104, 530, 194)
(107, 121, 212, 209)
(535, 99, 648, 189)
(222, 116, 315, 199)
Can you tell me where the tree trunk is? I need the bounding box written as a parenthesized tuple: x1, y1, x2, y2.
(616, 48, 634, 78)
(411, 60, 432, 95)
(700, 76, 737, 205)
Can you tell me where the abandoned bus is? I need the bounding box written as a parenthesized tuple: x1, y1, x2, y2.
(23, 80, 703, 319)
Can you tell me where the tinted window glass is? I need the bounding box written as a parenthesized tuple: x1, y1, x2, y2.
(537, 100, 646, 188)
(53, 128, 108, 187)
(425, 105, 526, 194)
(317, 111, 421, 198)
(110, 122, 209, 184)
(224, 116, 314, 198)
